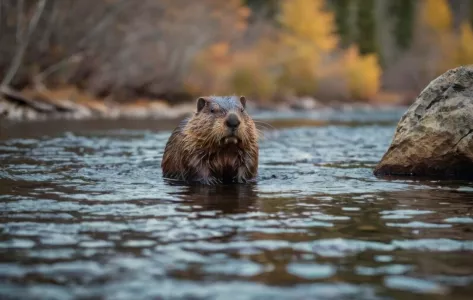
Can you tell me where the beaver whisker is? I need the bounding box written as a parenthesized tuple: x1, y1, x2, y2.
(254, 120, 276, 130)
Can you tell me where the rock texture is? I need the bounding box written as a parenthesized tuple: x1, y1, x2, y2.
(374, 65, 473, 179)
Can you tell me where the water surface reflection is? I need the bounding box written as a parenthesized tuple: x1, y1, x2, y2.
(1, 109, 473, 299)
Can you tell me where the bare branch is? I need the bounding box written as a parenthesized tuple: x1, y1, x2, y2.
(1, 0, 47, 87)
(33, 54, 83, 90)
(39, 0, 59, 51)
(16, 0, 24, 42)
(77, 0, 129, 49)
(0, 0, 3, 34)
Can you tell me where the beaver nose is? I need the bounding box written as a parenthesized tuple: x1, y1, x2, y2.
(225, 113, 240, 129)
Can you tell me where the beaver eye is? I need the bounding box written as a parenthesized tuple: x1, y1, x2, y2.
(240, 107, 244, 113)
(210, 108, 215, 113)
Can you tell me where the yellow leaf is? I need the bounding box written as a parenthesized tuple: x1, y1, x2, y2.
(422, 0, 452, 33)
(455, 22, 473, 65)
(344, 46, 381, 100)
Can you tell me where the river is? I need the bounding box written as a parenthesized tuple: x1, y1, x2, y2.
(1, 107, 473, 300)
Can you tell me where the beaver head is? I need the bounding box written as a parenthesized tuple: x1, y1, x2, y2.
(183, 96, 256, 151)
(161, 95, 258, 185)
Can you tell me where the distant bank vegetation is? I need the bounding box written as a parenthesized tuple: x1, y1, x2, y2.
(0, 0, 472, 104)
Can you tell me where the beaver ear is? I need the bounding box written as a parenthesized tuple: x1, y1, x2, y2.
(239, 96, 246, 109)
(197, 97, 208, 112)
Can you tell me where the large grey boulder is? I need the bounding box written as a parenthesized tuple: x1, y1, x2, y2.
(374, 65, 473, 179)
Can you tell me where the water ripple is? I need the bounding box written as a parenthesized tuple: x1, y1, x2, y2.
(1, 111, 473, 299)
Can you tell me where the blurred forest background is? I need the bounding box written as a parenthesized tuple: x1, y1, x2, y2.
(1, 0, 473, 109)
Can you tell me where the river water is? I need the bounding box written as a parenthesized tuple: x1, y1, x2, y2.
(1, 108, 473, 300)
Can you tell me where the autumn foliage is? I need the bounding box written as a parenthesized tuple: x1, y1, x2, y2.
(344, 46, 381, 101)
(455, 22, 473, 66)
(0, 0, 472, 104)
(186, 0, 381, 102)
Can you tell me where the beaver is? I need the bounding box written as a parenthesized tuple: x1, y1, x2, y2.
(161, 96, 259, 185)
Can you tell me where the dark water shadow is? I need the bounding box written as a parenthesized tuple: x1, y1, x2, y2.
(164, 180, 259, 214)
(375, 173, 473, 183)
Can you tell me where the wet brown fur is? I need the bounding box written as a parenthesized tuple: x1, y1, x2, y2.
(161, 96, 259, 185)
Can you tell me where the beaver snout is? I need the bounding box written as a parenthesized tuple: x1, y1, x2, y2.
(225, 113, 241, 130)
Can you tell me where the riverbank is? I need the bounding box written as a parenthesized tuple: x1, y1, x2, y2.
(0, 86, 413, 122)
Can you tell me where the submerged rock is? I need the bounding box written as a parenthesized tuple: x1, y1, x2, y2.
(290, 96, 323, 110)
(374, 65, 473, 179)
